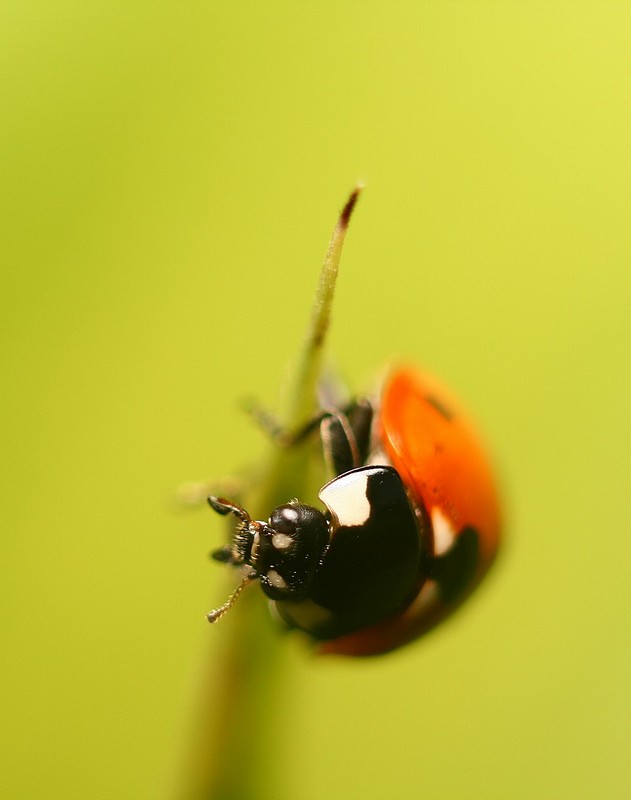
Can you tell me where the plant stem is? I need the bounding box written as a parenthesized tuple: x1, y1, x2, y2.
(175, 187, 362, 800)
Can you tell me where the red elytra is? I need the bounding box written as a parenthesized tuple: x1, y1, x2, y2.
(319, 366, 501, 656)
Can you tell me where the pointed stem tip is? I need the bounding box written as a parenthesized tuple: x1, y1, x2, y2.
(280, 184, 363, 439)
(339, 184, 363, 228)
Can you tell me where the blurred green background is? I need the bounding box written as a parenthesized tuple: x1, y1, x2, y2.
(3, 3, 631, 799)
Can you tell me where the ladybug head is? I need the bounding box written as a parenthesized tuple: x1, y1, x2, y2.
(207, 496, 330, 622)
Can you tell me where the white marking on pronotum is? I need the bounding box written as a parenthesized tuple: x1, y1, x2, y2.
(319, 470, 372, 528)
(431, 507, 456, 556)
(266, 569, 287, 590)
(271, 532, 293, 551)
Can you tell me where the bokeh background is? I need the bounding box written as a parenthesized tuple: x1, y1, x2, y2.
(3, 4, 631, 799)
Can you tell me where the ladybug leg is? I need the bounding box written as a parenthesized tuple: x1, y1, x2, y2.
(320, 399, 373, 475)
(243, 398, 365, 447)
(320, 411, 363, 474)
(245, 397, 374, 476)
(243, 399, 327, 447)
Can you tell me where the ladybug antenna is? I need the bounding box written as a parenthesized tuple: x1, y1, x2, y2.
(207, 495, 252, 524)
(206, 571, 255, 623)
(207, 494, 262, 622)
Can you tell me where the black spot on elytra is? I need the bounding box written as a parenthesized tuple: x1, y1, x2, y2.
(425, 393, 454, 421)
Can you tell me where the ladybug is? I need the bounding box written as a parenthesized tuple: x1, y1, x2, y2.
(207, 365, 500, 656)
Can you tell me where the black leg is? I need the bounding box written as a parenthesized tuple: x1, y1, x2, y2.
(244, 397, 374, 475)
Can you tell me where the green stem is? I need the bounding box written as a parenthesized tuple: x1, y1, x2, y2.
(175, 187, 362, 800)
(284, 185, 362, 427)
